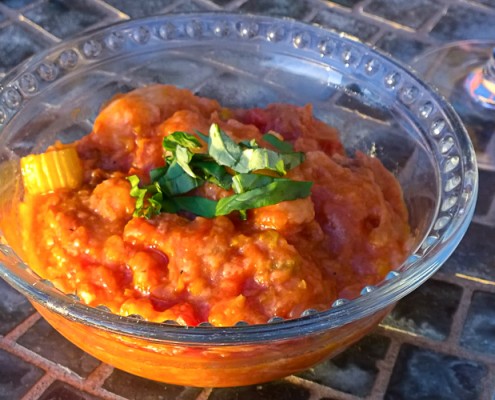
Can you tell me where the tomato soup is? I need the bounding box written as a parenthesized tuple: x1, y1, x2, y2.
(12, 85, 410, 327)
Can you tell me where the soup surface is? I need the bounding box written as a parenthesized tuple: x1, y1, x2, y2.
(13, 85, 410, 326)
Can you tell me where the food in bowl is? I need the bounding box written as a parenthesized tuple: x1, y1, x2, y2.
(4, 84, 411, 327)
(0, 13, 477, 387)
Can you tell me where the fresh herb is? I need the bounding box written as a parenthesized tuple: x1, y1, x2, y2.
(128, 175, 163, 218)
(262, 132, 295, 152)
(217, 179, 313, 216)
(128, 123, 312, 219)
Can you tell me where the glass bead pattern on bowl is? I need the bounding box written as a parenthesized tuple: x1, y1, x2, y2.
(0, 14, 477, 334)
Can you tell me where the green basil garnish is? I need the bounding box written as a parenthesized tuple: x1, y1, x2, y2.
(262, 132, 295, 152)
(128, 123, 312, 219)
(216, 179, 312, 216)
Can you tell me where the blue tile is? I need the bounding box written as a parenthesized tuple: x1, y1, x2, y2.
(167, 2, 208, 13)
(461, 291, 495, 356)
(386, 344, 487, 400)
(475, 170, 495, 217)
(104, 0, 173, 18)
(239, 0, 312, 19)
(1, 0, 35, 9)
(17, 319, 100, 378)
(39, 381, 98, 400)
(210, 381, 310, 400)
(0, 23, 47, 72)
(364, 0, 443, 29)
(298, 334, 390, 397)
(321, 0, 362, 7)
(24, 0, 106, 39)
(441, 222, 495, 282)
(466, 0, 495, 9)
(381, 279, 463, 341)
(430, 6, 495, 42)
(0, 349, 44, 400)
(208, 0, 232, 5)
(0, 278, 35, 335)
(312, 9, 380, 42)
(376, 32, 431, 62)
(103, 369, 201, 400)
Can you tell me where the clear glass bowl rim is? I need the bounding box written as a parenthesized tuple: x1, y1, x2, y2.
(0, 12, 478, 345)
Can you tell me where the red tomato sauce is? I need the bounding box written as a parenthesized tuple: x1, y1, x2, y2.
(15, 85, 411, 327)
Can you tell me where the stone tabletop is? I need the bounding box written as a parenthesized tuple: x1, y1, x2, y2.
(1, 0, 495, 399)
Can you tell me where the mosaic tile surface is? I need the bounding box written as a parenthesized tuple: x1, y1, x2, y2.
(299, 334, 390, 397)
(430, 5, 495, 42)
(0, 24, 48, 73)
(23, 0, 107, 38)
(209, 381, 311, 400)
(385, 344, 487, 400)
(311, 9, 380, 42)
(461, 291, 495, 356)
(17, 319, 101, 378)
(364, 0, 443, 29)
(38, 381, 98, 400)
(103, 369, 202, 400)
(0, 278, 34, 335)
(381, 279, 463, 341)
(0, 349, 44, 400)
(0, 0, 495, 399)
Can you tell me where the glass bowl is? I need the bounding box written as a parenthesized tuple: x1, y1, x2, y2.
(0, 13, 477, 387)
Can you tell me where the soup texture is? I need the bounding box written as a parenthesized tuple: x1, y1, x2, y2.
(12, 85, 410, 327)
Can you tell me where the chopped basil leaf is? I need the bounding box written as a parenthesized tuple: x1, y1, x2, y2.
(128, 176, 162, 218)
(192, 158, 232, 190)
(149, 166, 167, 182)
(129, 122, 312, 220)
(262, 133, 294, 152)
(239, 139, 259, 149)
(194, 129, 209, 143)
(279, 151, 305, 170)
(175, 145, 197, 178)
(208, 124, 304, 175)
(163, 131, 202, 153)
(208, 123, 243, 169)
(235, 148, 286, 175)
(171, 196, 218, 218)
(146, 183, 164, 218)
(160, 197, 180, 214)
(157, 161, 202, 196)
(216, 179, 312, 216)
(128, 175, 147, 216)
(232, 173, 275, 193)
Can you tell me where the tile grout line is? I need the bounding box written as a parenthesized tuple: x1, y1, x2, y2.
(285, 375, 361, 400)
(157, 0, 197, 14)
(416, 2, 449, 34)
(376, 325, 495, 367)
(224, 0, 249, 12)
(434, 271, 495, 293)
(369, 336, 401, 398)
(480, 366, 495, 400)
(83, 362, 114, 388)
(0, 0, 59, 45)
(4, 312, 41, 341)
(20, 373, 55, 400)
(2, 336, 125, 400)
(194, 387, 213, 400)
(192, 0, 225, 11)
(456, 0, 495, 14)
(311, 0, 437, 46)
(446, 282, 473, 345)
(84, 0, 130, 20)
